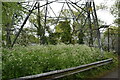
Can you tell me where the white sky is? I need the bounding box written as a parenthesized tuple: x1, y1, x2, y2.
(94, 0, 115, 25)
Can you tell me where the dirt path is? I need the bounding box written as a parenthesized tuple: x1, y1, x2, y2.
(98, 55, 120, 80)
(101, 69, 119, 78)
(93, 68, 119, 80)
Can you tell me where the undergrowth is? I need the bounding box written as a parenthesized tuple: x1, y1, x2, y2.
(2, 44, 118, 79)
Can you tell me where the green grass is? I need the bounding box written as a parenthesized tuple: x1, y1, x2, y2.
(2, 44, 118, 80)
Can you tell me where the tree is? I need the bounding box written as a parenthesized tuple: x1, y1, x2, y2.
(29, 9, 44, 44)
(55, 20, 72, 44)
(110, 0, 120, 54)
(47, 33, 58, 45)
(103, 26, 119, 51)
(2, 2, 24, 47)
(59, 9, 86, 44)
(78, 30, 84, 44)
(16, 28, 39, 46)
(29, 8, 55, 45)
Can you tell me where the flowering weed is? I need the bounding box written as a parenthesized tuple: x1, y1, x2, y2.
(2, 44, 118, 79)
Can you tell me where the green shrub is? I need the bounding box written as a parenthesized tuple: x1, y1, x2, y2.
(2, 44, 118, 79)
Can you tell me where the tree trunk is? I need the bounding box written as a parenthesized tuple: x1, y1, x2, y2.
(117, 1, 120, 55)
(6, 24, 11, 47)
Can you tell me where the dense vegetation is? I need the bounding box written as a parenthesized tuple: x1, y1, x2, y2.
(2, 44, 118, 79)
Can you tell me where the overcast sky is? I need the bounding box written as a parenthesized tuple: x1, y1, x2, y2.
(24, 0, 116, 29)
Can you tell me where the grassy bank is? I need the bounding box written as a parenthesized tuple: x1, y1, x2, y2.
(2, 44, 118, 79)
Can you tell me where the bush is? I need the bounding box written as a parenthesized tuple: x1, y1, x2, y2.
(2, 44, 118, 79)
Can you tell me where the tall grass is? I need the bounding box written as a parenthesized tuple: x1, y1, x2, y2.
(2, 44, 118, 79)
